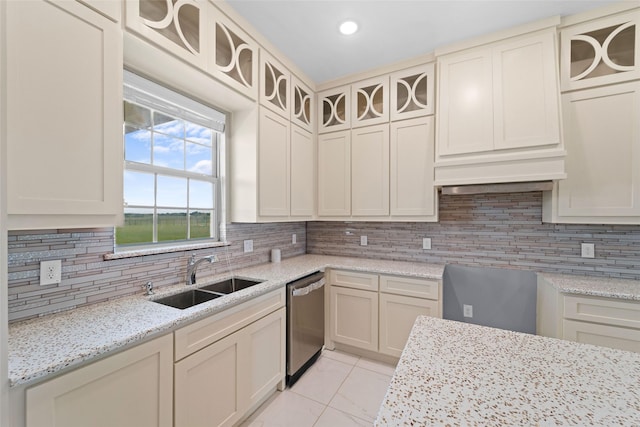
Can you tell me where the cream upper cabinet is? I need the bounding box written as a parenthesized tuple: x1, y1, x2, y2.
(126, 0, 207, 68)
(258, 109, 291, 217)
(290, 125, 315, 218)
(318, 85, 351, 133)
(390, 63, 435, 121)
(437, 47, 494, 156)
(544, 81, 640, 224)
(435, 25, 565, 186)
(390, 116, 438, 220)
(351, 76, 389, 127)
(351, 125, 390, 216)
(6, 0, 123, 230)
(291, 76, 314, 132)
(561, 9, 640, 91)
(260, 51, 291, 119)
(26, 334, 173, 427)
(318, 130, 351, 216)
(208, 3, 258, 99)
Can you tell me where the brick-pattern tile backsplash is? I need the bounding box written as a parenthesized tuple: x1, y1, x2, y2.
(8, 222, 306, 323)
(307, 192, 640, 279)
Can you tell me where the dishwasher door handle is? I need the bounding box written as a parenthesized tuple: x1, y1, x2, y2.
(291, 278, 325, 297)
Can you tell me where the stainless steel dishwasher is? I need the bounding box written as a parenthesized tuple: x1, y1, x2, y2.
(286, 271, 325, 386)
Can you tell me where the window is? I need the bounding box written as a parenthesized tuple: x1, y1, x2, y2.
(117, 71, 226, 248)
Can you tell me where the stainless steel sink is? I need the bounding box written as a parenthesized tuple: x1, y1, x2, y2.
(153, 289, 222, 309)
(199, 278, 263, 294)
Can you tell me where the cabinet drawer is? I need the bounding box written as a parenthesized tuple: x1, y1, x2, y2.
(329, 269, 379, 291)
(563, 295, 640, 329)
(174, 288, 285, 361)
(380, 275, 440, 300)
(563, 319, 640, 353)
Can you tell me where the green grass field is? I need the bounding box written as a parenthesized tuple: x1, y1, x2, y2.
(116, 213, 211, 245)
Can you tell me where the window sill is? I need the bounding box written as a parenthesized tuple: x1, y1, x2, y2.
(104, 240, 232, 260)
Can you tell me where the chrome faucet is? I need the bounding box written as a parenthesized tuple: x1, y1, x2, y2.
(186, 254, 217, 285)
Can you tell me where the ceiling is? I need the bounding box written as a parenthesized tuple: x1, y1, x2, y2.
(225, 0, 619, 85)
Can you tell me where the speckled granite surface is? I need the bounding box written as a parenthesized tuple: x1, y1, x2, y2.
(376, 316, 640, 426)
(8, 255, 444, 387)
(540, 272, 640, 301)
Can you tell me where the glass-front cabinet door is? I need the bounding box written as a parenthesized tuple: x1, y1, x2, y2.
(561, 9, 640, 91)
(390, 63, 435, 121)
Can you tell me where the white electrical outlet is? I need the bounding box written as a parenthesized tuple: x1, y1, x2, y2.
(360, 235, 368, 246)
(581, 243, 595, 259)
(423, 238, 432, 250)
(40, 260, 62, 286)
(292, 234, 297, 244)
(243, 240, 253, 253)
(463, 304, 473, 318)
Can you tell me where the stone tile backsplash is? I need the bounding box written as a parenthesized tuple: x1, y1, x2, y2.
(8, 222, 306, 323)
(307, 192, 640, 279)
(8, 192, 640, 323)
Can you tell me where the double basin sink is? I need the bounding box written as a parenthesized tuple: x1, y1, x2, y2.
(153, 278, 263, 310)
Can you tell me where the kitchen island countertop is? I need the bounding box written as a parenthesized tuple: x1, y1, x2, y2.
(376, 316, 640, 426)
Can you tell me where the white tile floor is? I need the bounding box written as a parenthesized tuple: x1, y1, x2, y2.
(239, 350, 396, 427)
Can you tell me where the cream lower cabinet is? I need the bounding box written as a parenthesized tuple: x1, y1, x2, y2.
(25, 334, 173, 427)
(174, 289, 286, 427)
(328, 270, 441, 357)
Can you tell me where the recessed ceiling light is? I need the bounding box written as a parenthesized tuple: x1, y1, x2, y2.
(339, 20, 358, 36)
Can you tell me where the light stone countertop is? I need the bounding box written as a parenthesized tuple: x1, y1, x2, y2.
(539, 272, 640, 301)
(376, 316, 640, 426)
(8, 254, 444, 387)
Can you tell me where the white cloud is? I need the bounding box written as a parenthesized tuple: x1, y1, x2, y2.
(189, 160, 212, 175)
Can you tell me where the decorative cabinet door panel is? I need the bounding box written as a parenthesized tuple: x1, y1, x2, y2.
(493, 31, 560, 150)
(6, 0, 122, 224)
(260, 51, 290, 118)
(126, 0, 207, 68)
(390, 117, 437, 218)
(351, 124, 390, 216)
(329, 286, 379, 352)
(318, 86, 351, 133)
(437, 48, 494, 156)
(318, 131, 351, 216)
(209, 6, 258, 99)
(559, 82, 640, 218)
(390, 63, 435, 121)
(259, 109, 290, 217)
(290, 125, 315, 217)
(351, 76, 389, 127)
(291, 76, 314, 132)
(561, 10, 640, 91)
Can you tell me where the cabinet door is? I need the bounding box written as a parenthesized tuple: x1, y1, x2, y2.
(390, 117, 437, 218)
(379, 293, 439, 357)
(245, 307, 286, 408)
(563, 319, 640, 353)
(390, 63, 435, 121)
(208, 4, 258, 99)
(561, 10, 640, 91)
(175, 331, 244, 427)
(6, 0, 122, 228)
(27, 334, 173, 427)
(329, 286, 378, 352)
(290, 125, 315, 217)
(291, 76, 314, 132)
(318, 131, 351, 216)
(260, 51, 290, 118)
(125, 0, 206, 68)
(351, 124, 389, 216)
(558, 82, 640, 218)
(259, 109, 290, 217)
(493, 30, 560, 150)
(318, 86, 351, 133)
(437, 47, 494, 156)
(352, 76, 389, 127)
